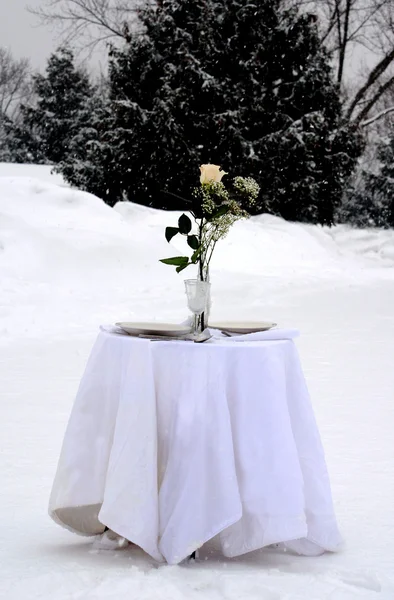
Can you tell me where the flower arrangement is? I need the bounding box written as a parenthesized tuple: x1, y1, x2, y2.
(160, 164, 260, 282)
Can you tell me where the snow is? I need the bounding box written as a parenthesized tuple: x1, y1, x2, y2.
(1, 163, 394, 599)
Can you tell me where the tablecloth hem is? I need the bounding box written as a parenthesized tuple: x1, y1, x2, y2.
(162, 511, 244, 565)
(98, 510, 164, 563)
(49, 507, 106, 538)
(222, 533, 342, 559)
(289, 534, 344, 554)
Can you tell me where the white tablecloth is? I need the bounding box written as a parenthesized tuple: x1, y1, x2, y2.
(49, 330, 342, 564)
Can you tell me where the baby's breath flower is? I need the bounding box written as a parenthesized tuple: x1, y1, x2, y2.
(232, 176, 260, 204)
(193, 181, 230, 216)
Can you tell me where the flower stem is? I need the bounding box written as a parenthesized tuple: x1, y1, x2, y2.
(198, 219, 205, 330)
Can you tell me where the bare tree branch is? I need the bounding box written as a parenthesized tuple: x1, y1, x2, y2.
(28, 0, 144, 51)
(296, 1, 394, 123)
(361, 104, 394, 127)
(0, 47, 32, 120)
(353, 74, 394, 126)
(346, 46, 394, 120)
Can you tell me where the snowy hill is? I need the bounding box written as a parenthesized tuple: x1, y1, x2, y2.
(1, 163, 394, 599)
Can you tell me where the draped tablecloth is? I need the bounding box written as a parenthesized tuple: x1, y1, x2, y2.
(49, 330, 342, 564)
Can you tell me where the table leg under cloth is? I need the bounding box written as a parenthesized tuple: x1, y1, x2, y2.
(49, 331, 342, 565)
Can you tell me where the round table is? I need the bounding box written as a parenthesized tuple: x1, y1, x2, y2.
(49, 329, 342, 564)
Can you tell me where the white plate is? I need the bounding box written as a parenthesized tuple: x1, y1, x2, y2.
(115, 322, 192, 337)
(209, 321, 277, 334)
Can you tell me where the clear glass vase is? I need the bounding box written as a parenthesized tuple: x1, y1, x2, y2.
(204, 267, 211, 326)
(184, 279, 211, 336)
(196, 264, 211, 330)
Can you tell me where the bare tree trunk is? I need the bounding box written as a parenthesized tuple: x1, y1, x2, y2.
(336, 0, 352, 86)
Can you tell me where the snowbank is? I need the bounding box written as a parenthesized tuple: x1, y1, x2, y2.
(1, 163, 393, 340)
(330, 224, 394, 264)
(0, 170, 177, 339)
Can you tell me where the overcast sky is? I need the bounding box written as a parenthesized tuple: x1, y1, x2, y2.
(0, 0, 62, 69)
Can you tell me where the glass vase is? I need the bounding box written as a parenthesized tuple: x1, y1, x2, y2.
(184, 279, 211, 336)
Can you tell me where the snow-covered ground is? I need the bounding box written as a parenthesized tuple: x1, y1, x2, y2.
(1, 163, 394, 599)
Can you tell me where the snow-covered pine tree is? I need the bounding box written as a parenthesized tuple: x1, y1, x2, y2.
(370, 138, 394, 227)
(340, 136, 394, 229)
(59, 0, 363, 224)
(9, 47, 92, 164)
(0, 111, 47, 163)
(55, 92, 123, 205)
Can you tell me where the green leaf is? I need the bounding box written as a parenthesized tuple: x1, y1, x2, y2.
(187, 235, 199, 250)
(178, 213, 192, 234)
(176, 262, 190, 273)
(165, 227, 179, 243)
(160, 256, 189, 266)
(209, 205, 230, 220)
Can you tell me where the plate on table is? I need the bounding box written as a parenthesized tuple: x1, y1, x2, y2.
(209, 321, 277, 334)
(115, 322, 192, 337)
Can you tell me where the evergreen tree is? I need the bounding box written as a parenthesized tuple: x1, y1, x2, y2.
(373, 139, 394, 227)
(59, 0, 363, 224)
(0, 113, 47, 163)
(55, 93, 122, 206)
(0, 114, 16, 162)
(339, 138, 394, 229)
(8, 47, 92, 164)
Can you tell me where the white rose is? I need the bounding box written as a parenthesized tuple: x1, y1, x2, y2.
(200, 164, 227, 184)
